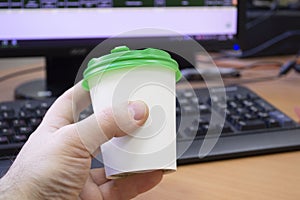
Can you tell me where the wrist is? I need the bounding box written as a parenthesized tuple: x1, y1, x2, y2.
(0, 171, 31, 200)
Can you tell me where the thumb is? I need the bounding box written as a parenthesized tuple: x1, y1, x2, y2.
(73, 101, 149, 155)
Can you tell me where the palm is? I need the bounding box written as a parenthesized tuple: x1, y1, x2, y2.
(3, 82, 163, 200)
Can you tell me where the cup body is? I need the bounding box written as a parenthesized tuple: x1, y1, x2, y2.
(88, 65, 177, 179)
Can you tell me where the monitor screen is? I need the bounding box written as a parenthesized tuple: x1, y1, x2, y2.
(0, 0, 238, 96)
(1, 0, 237, 52)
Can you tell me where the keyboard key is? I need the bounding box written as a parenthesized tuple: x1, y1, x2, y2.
(39, 102, 51, 109)
(242, 100, 254, 107)
(182, 105, 198, 115)
(184, 126, 199, 138)
(19, 110, 36, 119)
(0, 121, 9, 129)
(197, 125, 207, 136)
(266, 118, 281, 128)
(229, 115, 242, 124)
(235, 94, 247, 100)
(36, 109, 47, 117)
(0, 110, 15, 120)
(182, 91, 194, 98)
(0, 128, 15, 136)
(0, 136, 9, 144)
(190, 97, 199, 104)
(244, 113, 257, 120)
(257, 112, 269, 119)
(225, 94, 235, 101)
(237, 120, 266, 131)
(216, 102, 227, 111)
(269, 111, 294, 127)
(79, 112, 91, 121)
(195, 118, 209, 126)
(13, 135, 27, 143)
(18, 127, 33, 135)
(28, 118, 42, 127)
(178, 98, 189, 106)
(249, 106, 259, 113)
(221, 124, 233, 133)
(201, 124, 209, 135)
(202, 124, 231, 136)
(12, 119, 27, 127)
(236, 107, 248, 114)
(255, 99, 274, 111)
(207, 95, 226, 106)
(247, 92, 258, 99)
(228, 101, 239, 109)
(198, 104, 210, 114)
(23, 103, 37, 110)
(0, 105, 11, 111)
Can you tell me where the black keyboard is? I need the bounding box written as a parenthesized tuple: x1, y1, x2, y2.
(0, 85, 300, 174)
(176, 85, 300, 164)
(0, 98, 55, 158)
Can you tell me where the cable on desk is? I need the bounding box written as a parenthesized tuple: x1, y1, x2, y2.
(222, 60, 289, 85)
(223, 57, 300, 85)
(278, 50, 300, 77)
(213, 50, 300, 82)
(0, 66, 44, 83)
(236, 60, 284, 70)
(225, 75, 280, 86)
(184, 59, 285, 85)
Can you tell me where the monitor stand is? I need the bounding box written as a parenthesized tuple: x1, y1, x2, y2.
(14, 79, 50, 100)
(14, 55, 86, 100)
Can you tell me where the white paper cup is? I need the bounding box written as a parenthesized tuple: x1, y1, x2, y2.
(83, 46, 181, 179)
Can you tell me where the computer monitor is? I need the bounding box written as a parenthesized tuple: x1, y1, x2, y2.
(237, 0, 300, 57)
(0, 0, 238, 97)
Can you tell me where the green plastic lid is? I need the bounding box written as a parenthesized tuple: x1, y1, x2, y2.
(82, 46, 182, 91)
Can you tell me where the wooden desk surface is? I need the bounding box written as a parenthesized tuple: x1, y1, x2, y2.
(0, 56, 300, 200)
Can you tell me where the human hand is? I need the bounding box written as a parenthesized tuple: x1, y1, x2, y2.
(0, 82, 163, 200)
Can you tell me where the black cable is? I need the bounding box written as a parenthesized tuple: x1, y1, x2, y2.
(228, 50, 300, 83)
(0, 66, 44, 83)
(246, 0, 280, 30)
(278, 49, 300, 76)
(212, 49, 300, 85)
(240, 30, 300, 57)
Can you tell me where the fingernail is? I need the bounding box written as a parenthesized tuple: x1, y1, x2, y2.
(129, 101, 147, 121)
